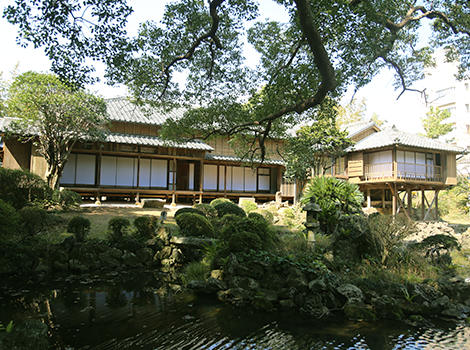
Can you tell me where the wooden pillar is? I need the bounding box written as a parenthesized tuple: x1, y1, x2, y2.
(367, 189, 371, 209)
(171, 158, 177, 207)
(435, 190, 439, 220)
(382, 189, 385, 209)
(407, 189, 412, 218)
(421, 189, 425, 220)
(392, 183, 397, 216)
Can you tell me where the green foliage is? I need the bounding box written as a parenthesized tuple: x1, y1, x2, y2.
(218, 214, 277, 253)
(253, 209, 275, 224)
(438, 177, 469, 218)
(0, 167, 51, 210)
(4, 0, 470, 162)
(240, 200, 258, 213)
(368, 214, 417, 264)
(181, 261, 210, 285)
(175, 212, 215, 238)
(19, 206, 50, 237)
(174, 207, 205, 218)
(0, 199, 20, 241)
(301, 176, 364, 234)
(336, 98, 367, 127)
(412, 234, 461, 259)
(193, 203, 218, 220)
(133, 216, 157, 240)
(67, 216, 91, 242)
(420, 106, 453, 140)
(5, 71, 109, 189)
(283, 102, 355, 197)
(214, 201, 246, 218)
(0, 321, 15, 333)
(51, 189, 82, 211)
(107, 217, 131, 242)
(210, 198, 232, 207)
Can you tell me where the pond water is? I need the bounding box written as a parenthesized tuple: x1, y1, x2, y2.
(1, 270, 469, 350)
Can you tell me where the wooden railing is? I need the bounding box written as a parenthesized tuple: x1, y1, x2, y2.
(364, 162, 442, 182)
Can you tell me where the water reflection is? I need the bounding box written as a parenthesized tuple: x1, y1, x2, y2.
(0, 271, 468, 349)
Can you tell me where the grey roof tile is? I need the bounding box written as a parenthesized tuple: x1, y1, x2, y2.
(205, 153, 284, 165)
(349, 126, 465, 153)
(105, 132, 214, 151)
(106, 97, 186, 124)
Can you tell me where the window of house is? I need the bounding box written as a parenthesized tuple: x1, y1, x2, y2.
(258, 168, 270, 191)
(168, 160, 176, 190)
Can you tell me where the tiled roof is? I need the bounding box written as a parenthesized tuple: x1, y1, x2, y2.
(349, 126, 465, 153)
(106, 132, 214, 151)
(342, 120, 379, 137)
(106, 97, 186, 124)
(205, 153, 284, 166)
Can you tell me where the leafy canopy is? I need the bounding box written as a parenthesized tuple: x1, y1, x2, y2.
(283, 98, 354, 197)
(3, 0, 470, 159)
(420, 106, 453, 140)
(5, 71, 109, 189)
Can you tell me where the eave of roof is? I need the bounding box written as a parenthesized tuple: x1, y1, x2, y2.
(105, 132, 214, 151)
(205, 153, 284, 166)
(348, 127, 465, 153)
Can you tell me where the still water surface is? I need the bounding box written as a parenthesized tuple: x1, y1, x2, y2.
(1, 270, 468, 349)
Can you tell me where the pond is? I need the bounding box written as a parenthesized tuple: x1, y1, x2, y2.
(1, 270, 469, 350)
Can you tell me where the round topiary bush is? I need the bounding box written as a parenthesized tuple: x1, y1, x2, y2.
(193, 203, 218, 220)
(175, 212, 215, 238)
(174, 207, 205, 218)
(133, 216, 157, 240)
(210, 198, 232, 207)
(52, 189, 83, 211)
(218, 214, 276, 253)
(19, 206, 50, 237)
(67, 215, 91, 242)
(214, 201, 246, 218)
(253, 209, 275, 224)
(107, 216, 131, 242)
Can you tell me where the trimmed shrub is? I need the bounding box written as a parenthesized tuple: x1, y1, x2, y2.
(0, 199, 20, 241)
(240, 199, 257, 213)
(19, 206, 50, 237)
(210, 198, 232, 207)
(254, 209, 275, 224)
(107, 217, 131, 242)
(52, 189, 82, 211)
(193, 203, 218, 220)
(248, 211, 267, 222)
(67, 216, 91, 242)
(133, 216, 157, 240)
(218, 214, 277, 253)
(214, 201, 246, 218)
(176, 212, 215, 238)
(0, 168, 51, 210)
(174, 207, 205, 218)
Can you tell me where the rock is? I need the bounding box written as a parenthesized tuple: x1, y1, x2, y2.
(217, 288, 248, 304)
(344, 304, 377, 322)
(122, 252, 141, 267)
(141, 198, 166, 208)
(228, 276, 260, 292)
(309, 277, 328, 292)
(286, 268, 309, 293)
(278, 286, 298, 300)
(170, 248, 185, 264)
(372, 295, 402, 319)
(154, 246, 172, 260)
(211, 269, 223, 280)
(135, 248, 153, 264)
(336, 284, 365, 305)
(157, 226, 171, 245)
(207, 277, 227, 292)
(0, 320, 49, 350)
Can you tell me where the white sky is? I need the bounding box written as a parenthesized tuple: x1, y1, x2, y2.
(0, 0, 429, 133)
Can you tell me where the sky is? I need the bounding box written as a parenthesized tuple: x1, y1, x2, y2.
(0, 0, 430, 133)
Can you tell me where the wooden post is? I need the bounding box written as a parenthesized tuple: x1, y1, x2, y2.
(382, 189, 385, 209)
(171, 158, 176, 207)
(407, 189, 412, 218)
(367, 189, 371, 209)
(392, 184, 397, 216)
(435, 190, 439, 220)
(421, 189, 425, 220)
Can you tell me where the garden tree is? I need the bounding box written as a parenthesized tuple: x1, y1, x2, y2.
(5, 71, 108, 189)
(283, 100, 354, 201)
(371, 112, 386, 127)
(420, 106, 453, 140)
(4, 0, 470, 160)
(0, 64, 20, 117)
(335, 98, 367, 127)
